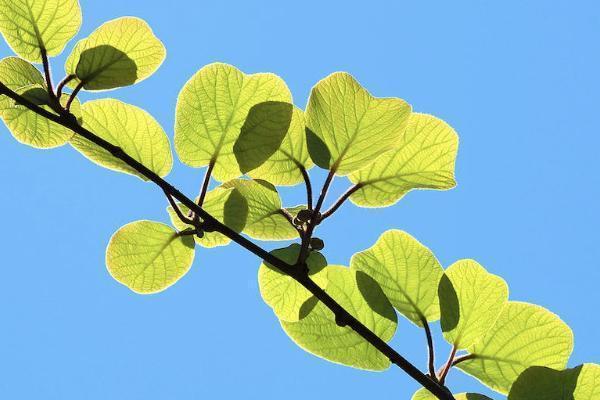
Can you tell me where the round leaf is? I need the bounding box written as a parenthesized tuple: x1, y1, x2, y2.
(457, 301, 574, 394)
(281, 266, 398, 371)
(174, 63, 292, 182)
(508, 364, 600, 400)
(65, 17, 166, 91)
(349, 113, 458, 208)
(0, 0, 81, 62)
(305, 72, 411, 175)
(350, 230, 444, 326)
(71, 99, 173, 179)
(439, 259, 508, 349)
(106, 220, 195, 294)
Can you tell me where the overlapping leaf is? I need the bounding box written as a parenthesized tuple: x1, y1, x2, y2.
(247, 106, 314, 186)
(0, 57, 81, 148)
(350, 230, 443, 326)
(259, 244, 327, 322)
(0, 0, 81, 62)
(412, 389, 492, 400)
(281, 266, 397, 371)
(439, 259, 508, 349)
(71, 99, 172, 179)
(508, 364, 600, 400)
(457, 301, 574, 394)
(106, 220, 195, 294)
(166, 187, 247, 248)
(305, 72, 411, 175)
(221, 179, 298, 240)
(65, 17, 166, 90)
(349, 113, 458, 207)
(174, 63, 292, 181)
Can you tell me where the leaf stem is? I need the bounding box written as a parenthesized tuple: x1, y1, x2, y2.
(451, 353, 475, 367)
(164, 189, 195, 226)
(56, 75, 76, 99)
(66, 81, 84, 111)
(438, 345, 457, 385)
(319, 183, 363, 222)
(0, 82, 454, 400)
(420, 315, 437, 381)
(297, 162, 313, 210)
(40, 47, 55, 97)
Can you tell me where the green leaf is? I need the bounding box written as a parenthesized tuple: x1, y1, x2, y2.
(439, 259, 508, 349)
(0, 57, 81, 148)
(71, 99, 173, 179)
(508, 364, 600, 400)
(65, 17, 166, 91)
(221, 179, 298, 240)
(233, 101, 293, 174)
(457, 301, 574, 394)
(106, 220, 195, 294)
(174, 63, 292, 182)
(412, 389, 493, 400)
(281, 266, 397, 371)
(166, 187, 247, 248)
(247, 106, 314, 186)
(350, 230, 443, 326)
(349, 113, 459, 208)
(305, 72, 411, 175)
(0, 0, 81, 62)
(258, 244, 327, 322)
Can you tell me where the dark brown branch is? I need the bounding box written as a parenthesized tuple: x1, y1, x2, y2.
(420, 315, 437, 381)
(319, 183, 363, 222)
(0, 81, 454, 400)
(56, 75, 76, 99)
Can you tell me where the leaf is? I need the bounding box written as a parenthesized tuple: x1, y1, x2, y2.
(349, 113, 459, 208)
(166, 187, 247, 248)
(174, 63, 292, 182)
(457, 301, 574, 394)
(258, 244, 327, 322)
(439, 259, 508, 349)
(106, 220, 195, 294)
(508, 364, 600, 400)
(247, 106, 314, 186)
(70, 99, 173, 179)
(350, 230, 443, 326)
(233, 101, 293, 174)
(221, 179, 298, 240)
(65, 17, 166, 91)
(0, 0, 81, 62)
(281, 266, 397, 371)
(412, 389, 493, 400)
(304, 72, 411, 175)
(0, 57, 81, 148)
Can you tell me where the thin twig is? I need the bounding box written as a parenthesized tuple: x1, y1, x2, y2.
(188, 159, 215, 219)
(0, 81, 454, 400)
(319, 183, 363, 222)
(40, 48, 55, 96)
(56, 75, 76, 99)
(438, 345, 457, 385)
(451, 353, 475, 367)
(420, 315, 437, 380)
(66, 81, 84, 111)
(297, 162, 313, 210)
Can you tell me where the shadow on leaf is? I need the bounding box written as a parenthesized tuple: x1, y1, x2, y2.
(76, 45, 138, 90)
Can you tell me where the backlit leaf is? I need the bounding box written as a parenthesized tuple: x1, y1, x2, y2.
(457, 301, 574, 394)
(71, 99, 172, 179)
(350, 230, 443, 326)
(349, 113, 458, 208)
(508, 364, 600, 400)
(174, 63, 292, 181)
(0, 0, 81, 62)
(106, 220, 195, 294)
(65, 17, 166, 91)
(305, 72, 411, 175)
(412, 389, 492, 400)
(439, 259, 508, 349)
(281, 266, 397, 371)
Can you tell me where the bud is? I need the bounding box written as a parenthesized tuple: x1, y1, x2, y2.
(297, 209, 313, 222)
(310, 237, 325, 250)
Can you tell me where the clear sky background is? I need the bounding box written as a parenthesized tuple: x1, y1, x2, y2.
(1, 1, 599, 399)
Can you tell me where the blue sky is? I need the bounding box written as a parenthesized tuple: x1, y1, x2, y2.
(1, 1, 599, 399)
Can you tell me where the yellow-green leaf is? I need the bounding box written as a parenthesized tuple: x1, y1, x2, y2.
(166, 187, 247, 248)
(412, 388, 492, 400)
(350, 230, 443, 326)
(508, 364, 600, 400)
(259, 244, 327, 322)
(71, 99, 173, 179)
(247, 106, 314, 186)
(305, 72, 411, 175)
(106, 220, 195, 294)
(65, 17, 165, 91)
(457, 301, 574, 394)
(281, 266, 398, 371)
(439, 259, 508, 349)
(349, 113, 458, 208)
(174, 63, 292, 182)
(221, 178, 298, 240)
(0, 0, 81, 62)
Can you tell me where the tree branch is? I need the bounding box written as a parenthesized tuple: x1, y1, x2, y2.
(0, 81, 454, 400)
(319, 183, 363, 222)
